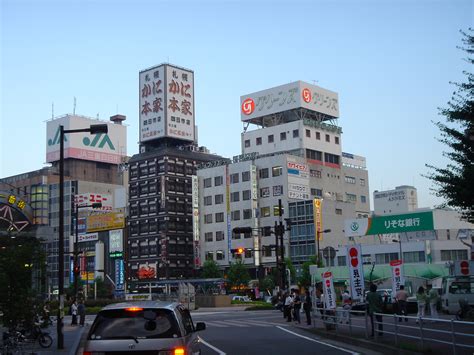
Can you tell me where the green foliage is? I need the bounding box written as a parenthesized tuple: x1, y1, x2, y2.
(226, 261, 251, 288)
(298, 256, 318, 288)
(202, 260, 222, 278)
(284, 258, 296, 284)
(89, 277, 113, 299)
(245, 304, 274, 311)
(260, 275, 275, 291)
(426, 29, 474, 223)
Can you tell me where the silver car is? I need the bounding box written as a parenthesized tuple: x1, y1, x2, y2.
(84, 301, 205, 355)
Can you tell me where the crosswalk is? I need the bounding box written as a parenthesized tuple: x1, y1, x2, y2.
(198, 319, 291, 328)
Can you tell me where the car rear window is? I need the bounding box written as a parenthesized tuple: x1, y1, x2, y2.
(88, 308, 181, 340)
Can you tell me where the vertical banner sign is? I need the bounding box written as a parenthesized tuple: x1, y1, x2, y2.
(115, 259, 125, 290)
(226, 166, 232, 260)
(390, 259, 405, 298)
(251, 165, 260, 266)
(322, 271, 336, 309)
(192, 176, 200, 268)
(347, 245, 365, 301)
(313, 198, 323, 242)
(454, 260, 473, 276)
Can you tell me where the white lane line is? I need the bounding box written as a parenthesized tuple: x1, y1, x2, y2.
(204, 321, 230, 328)
(276, 326, 360, 355)
(199, 336, 227, 355)
(213, 320, 248, 327)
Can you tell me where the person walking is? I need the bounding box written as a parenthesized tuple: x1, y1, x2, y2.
(416, 286, 427, 323)
(395, 285, 409, 322)
(341, 289, 352, 324)
(428, 284, 439, 319)
(366, 283, 383, 337)
(71, 299, 78, 326)
(293, 290, 302, 324)
(303, 290, 312, 325)
(284, 292, 293, 322)
(78, 300, 86, 326)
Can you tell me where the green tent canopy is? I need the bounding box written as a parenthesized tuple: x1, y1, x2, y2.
(311, 263, 449, 283)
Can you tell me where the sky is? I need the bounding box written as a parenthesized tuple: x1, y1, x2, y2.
(1, 0, 472, 209)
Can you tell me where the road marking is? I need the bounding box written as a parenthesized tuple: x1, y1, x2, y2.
(276, 326, 360, 355)
(212, 320, 248, 327)
(203, 321, 231, 327)
(199, 336, 226, 355)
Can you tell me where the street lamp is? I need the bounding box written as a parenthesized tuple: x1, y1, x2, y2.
(392, 238, 403, 261)
(57, 123, 107, 349)
(316, 229, 331, 264)
(73, 201, 102, 300)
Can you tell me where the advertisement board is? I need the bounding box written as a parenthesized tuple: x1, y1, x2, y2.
(109, 229, 123, 253)
(287, 160, 309, 200)
(78, 233, 98, 243)
(240, 81, 339, 121)
(192, 176, 200, 267)
(46, 115, 127, 164)
(115, 259, 125, 290)
(322, 271, 336, 309)
(75, 193, 113, 211)
(313, 199, 323, 242)
(139, 64, 194, 143)
(138, 263, 156, 279)
(347, 245, 365, 301)
(87, 212, 125, 232)
(390, 260, 405, 298)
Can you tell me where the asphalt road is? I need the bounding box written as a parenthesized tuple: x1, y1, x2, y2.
(191, 309, 378, 355)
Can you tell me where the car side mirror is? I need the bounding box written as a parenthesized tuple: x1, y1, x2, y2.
(195, 322, 206, 331)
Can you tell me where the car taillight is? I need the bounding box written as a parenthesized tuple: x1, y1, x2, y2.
(174, 348, 186, 355)
(125, 307, 144, 312)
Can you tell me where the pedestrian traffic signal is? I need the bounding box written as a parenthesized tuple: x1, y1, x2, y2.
(74, 265, 80, 274)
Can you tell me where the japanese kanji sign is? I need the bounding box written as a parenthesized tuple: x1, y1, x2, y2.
(139, 64, 194, 143)
(322, 271, 336, 309)
(347, 245, 365, 302)
(344, 211, 434, 237)
(313, 198, 323, 242)
(390, 259, 405, 298)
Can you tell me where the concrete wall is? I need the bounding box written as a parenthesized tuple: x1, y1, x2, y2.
(195, 295, 231, 307)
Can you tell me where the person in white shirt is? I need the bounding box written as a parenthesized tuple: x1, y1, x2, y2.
(284, 292, 293, 322)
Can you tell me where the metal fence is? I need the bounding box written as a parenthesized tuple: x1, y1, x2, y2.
(312, 306, 474, 354)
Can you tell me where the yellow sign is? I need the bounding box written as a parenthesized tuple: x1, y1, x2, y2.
(87, 212, 125, 232)
(313, 199, 323, 241)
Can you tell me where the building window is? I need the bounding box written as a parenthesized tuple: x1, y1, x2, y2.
(346, 193, 356, 202)
(337, 256, 347, 266)
(256, 137, 262, 145)
(375, 253, 399, 264)
(293, 129, 299, 138)
(325, 153, 340, 165)
(242, 190, 251, 200)
(204, 196, 212, 206)
(204, 178, 212, 188)
(231, 210, 240, 221)
(244, 139, 250, 148)
(268, 135, 274, 143)
(243, 209, 252, 219)
(325, 134, 330, 142)
(232, 231, 241, 239)
(230, 173, 239, 184)
(335, 208, 342, 215)
(361, 195, 367, 203)
(311, 188, 323, 197)
(335, 136, 340, 144)
(216, 250, 224, 260)
(215, 212, 224, 223)
(230, 191, 240, 202)
(306, 129, 311, 138)
(242, 171, 250, 181)
(273, 185, 283, 196)
(215, 176, 223, 186)
(345, 176, 356, 184)
(215, 194, 224, 204)
(263, 246, 272, 257)
(403, 251, 425, 263)
(310, 169, 322, 178)
(216, 231, 225, 241)
(280, 132, 286, 141)
(244, 231, 251, 239)
(259, 168, 269, 179)
(261, 207, 270, 217)
(205, 232, 213, 242)
(273, 205, 283, 216)
(360, 178, 366, 186)
(272, 166, 282, 177)
(204, 214, 213, 224)
(306, 149, 323, 161)
(440, 250, 468, 261)
(260, 187, 270, 198)
(316, 131, 321, 140)
(206, 251, 214, 261)
(245, 249, 252, 258)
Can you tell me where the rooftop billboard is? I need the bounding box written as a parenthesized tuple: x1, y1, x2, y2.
(240, 81, 339, 121)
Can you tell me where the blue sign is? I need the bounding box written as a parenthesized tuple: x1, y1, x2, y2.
(115, 259, 125, 290)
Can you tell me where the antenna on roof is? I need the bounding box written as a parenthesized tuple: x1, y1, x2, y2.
(51, 102, 54, 119)
(73, 97, 76, 115)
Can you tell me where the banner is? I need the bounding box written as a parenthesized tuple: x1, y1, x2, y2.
(322, 271, 336, 309)
(454, 260, 474, 276)
(347, 245, 365, 301)
(313, 198, 323, 241)
(390, 259, 405, 298)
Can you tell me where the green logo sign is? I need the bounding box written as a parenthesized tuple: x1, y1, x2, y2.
(83, 133, 115, 150)
(367, 211, 434, 235)
(48, 126, 67, 146)
(350, 222, 359, 231)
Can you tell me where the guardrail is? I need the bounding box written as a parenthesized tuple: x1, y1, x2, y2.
(312, 306, 474, 354)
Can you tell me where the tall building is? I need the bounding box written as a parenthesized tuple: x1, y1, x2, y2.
(373, 185, 418, 215)
(197, 81, 370, 275)
(126, 64, 221, 290)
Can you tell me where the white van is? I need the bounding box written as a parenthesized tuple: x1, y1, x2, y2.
(441, 276, 474, 314)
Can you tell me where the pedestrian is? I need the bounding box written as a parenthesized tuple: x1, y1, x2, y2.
(42, 301, 51, 326)
(427, 284, 439, 319)
(78, 300, 86, 326)
(71, 299, 78, 325)
(303, 290, 312, 325)
(293, 290, 301, 324)
(366, 283, 383, 337)
(284, 292, 293, 322)
(395, 285, 409, 322)
(416, 286, 426, 323)
(340, 289, 352, 324)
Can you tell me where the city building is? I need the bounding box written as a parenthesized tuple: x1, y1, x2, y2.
(373, 185, 418, 215)
(126, 63, 222, 291)
(197, 81, 371, 276)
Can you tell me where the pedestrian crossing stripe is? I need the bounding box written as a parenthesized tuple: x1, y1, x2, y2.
(203, 320, 290, 328)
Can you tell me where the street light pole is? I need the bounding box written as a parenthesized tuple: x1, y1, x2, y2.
(316, 229, 331, 265)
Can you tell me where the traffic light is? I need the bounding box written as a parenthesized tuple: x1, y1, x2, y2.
(231, 247, 245, 255)
(74, 265, 80, 275)
(262, 226, 273, 236)
(232, 227, 253, 234)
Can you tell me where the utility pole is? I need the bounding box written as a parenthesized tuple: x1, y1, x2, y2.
(278, 199, 286, 289)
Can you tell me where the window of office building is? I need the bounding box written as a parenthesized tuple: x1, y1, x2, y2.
(360, 178, 366, 186)
(232, 231, 241, 239)
(244, 231, 251, 239)
(215, 194, 224, 204)
(346, 193, 356, 202)
(403, 251, 425, 263)
(268, 134, 274, 143)
(316, 131, 321, 140)
(310, 169, 322, 178)
(205, 232, 213, 242)
(204, 214, 213, 224)
(242, 171, 250, 181)
(204, 196, 212, 206)
(216, 231, 225, 241)
(261, 207, 270, 217)
(311, 188, 323, 197)
(272, 166, 282, 177)
(375, 253, 399, 264)
(337, 256, 347, 266)
(306, 129, 311, 137)
(273, 185, 283, 196)
(335, 208, 342, 215)
(230, 191, 240, 202)
(293, 129, 299, 138)
(231, 210, 240, 221)
(259, 168, 269, 179)
(306, 149, 323, 161)
(345, 176, 356, 184)
(242, 190, 251, 200)
(260, 187, 270, 198)
(215, 212, 224, 223)
(361, 195, 367, 203)
(243, 209, 252, 219)
(204, 178, 212, 188)
(216, 250, 224, 260)
(440, 249, 468, 261)
(245, 249, 252, 258)
(335, 136, 340, 144)
(215, 176, 223, 186)
(325, 134, 330, 142)
(244, 139, 250, 148)
(256, 137, 262, 145)
(325, 153, 340, 165)
(230, 173, 239, 184)
(206, 251, 214, 261)
(280, 132, 287, 141)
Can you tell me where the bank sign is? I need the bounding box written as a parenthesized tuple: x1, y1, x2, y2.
(344, 211, 434, 237)
(46, 115, 126, 164)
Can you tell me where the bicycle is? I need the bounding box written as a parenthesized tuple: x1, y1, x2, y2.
(17, 323, 53, 348)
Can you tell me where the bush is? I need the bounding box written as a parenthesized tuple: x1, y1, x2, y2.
(245, 304, 274, 311)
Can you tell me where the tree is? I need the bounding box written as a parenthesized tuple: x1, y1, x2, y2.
(426, 29, 474, 223)
(284, 258, 296, 287)
(226, 261, 250, 289)
(259, 275, 275, 291)
(201, 260, 222, 278)
(298, 256, 318, 288)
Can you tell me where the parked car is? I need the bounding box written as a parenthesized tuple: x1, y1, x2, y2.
(232, 295, 251, 302)
(351, 289, 392, 312)
(84, 301, 205, 354)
